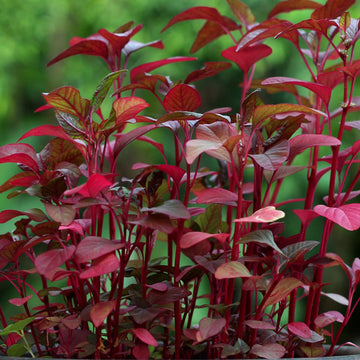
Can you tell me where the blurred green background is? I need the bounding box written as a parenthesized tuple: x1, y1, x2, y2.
(1, 0, 360, 345)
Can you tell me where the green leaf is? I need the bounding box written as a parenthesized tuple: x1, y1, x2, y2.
(195, 203, 223, 233)
(281, 241, 319, 260)
(142, 199, 190, 219)
(0, 317, 35, 336)
(55, 111, 86, 139)
(7, 343, 28, 357)
(91, 70, 127, 112)
(215, 261, 252, 279)
(238, 229, 284, 255)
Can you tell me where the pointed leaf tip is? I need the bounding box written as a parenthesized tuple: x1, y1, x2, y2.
(132, 328, 158, 347)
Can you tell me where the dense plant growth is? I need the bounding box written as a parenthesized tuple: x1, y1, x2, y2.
(1, 0, 360, 358)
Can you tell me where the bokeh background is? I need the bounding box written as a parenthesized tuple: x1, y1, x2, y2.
(1, 0, 360, 346)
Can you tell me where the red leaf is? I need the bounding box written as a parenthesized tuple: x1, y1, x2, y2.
(339, 60, 360, 78)
(186, 122, 237, 164)
(268, 0, 322, 19)
(146, 283, 168, 292)
(262, 278, 302, 308)
(64, 174, 112, 198)
(98, 26, 142, 53)
(44, 203, 76, 226)
(293, 209, 319, 226)
(222, 44, 272, 73)
(281, 19, 338, 36)
(317, 71, 344, 90)
(133, 343, 150, 360)
(324, 253, 353, 284)
(180, 232, 229, 249)
(353, 258, 360, 285)
(113, 96, 149, 123)
(62, 314, 81, 330)
(215, 261, 252, 279)
(244, 320, 275, 330)
(90, 300, 116, 327)
(251, 343, 286, 359)
(79, 252, 120, 279)
(131, 163, 186, 186)
(113, 124, 156, 154)
(131, 57, 196, 82)
(47, 37, 108, 66)
(35, 104, 53, 112)
(163, 84, 201, 112)
(288, 134, 341, 162)
(147, 286, 191, 305)
(314, 203, 360, 231)
(226, 0, 255, 26)
(75, 236, 125, 263)
(253, 104, 326, 126)
(250, 140, 289, 171)
(190, 21, 228, 53)
(238, 19, 298, 49)
(132, 328, 158, 347)
(0, 172, 38, 193)
(0, 144, 39, 173)
(195, 188, 238, 206)
(185, 61, 232, 83)
(154, 164, 186, 186)
(311, 0, 355, 20)
(42, 87, 90, 119)
(262, 77, 332, 105)
(130, 213, 174, 234)
(288, 322, 312, 339)
(0, 209, 46, 224)
(234, 206, 285, 223)
(9, 295, 33, 306)
(197, 317, 226, 342)
(161, 6, 237, 33)
(17, 125, 87, 156)
(59, 220, 86, 236)
(186, 139, 223, 164)
(35, 246, 76, 281)
(315, 311, 345, 328)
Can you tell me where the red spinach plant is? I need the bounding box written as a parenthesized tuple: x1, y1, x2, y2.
(1, 0, 360, 359)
